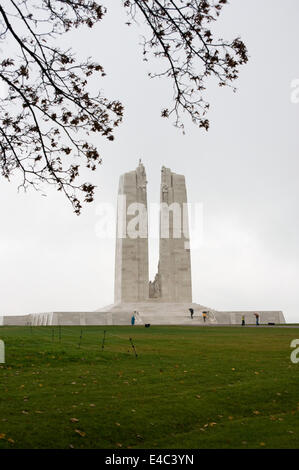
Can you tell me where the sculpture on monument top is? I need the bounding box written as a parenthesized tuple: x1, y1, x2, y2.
(149, 264, 161, 299)
(161, 166, 169, 202)
(136, 158, 147, 190)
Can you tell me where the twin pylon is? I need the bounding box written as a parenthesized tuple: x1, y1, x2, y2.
(114, 160, 192, 303)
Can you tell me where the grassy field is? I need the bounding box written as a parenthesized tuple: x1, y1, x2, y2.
(0, 325, 298, 449)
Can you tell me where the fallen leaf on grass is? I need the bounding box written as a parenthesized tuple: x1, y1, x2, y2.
(70, 418, 79, 423)
(74, 429, 86, 437)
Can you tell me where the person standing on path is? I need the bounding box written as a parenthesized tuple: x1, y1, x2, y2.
(254, 313, 260, 326)
(202, 312, 207, 323)
(242, 315, 245, 326)
(189, 308, 194, 319)
(131, 311, 136, 326)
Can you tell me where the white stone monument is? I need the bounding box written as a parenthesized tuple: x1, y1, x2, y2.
(2, 162, 286, 326)
(114, 160, 149, 303)
(154, 166, 192, 302)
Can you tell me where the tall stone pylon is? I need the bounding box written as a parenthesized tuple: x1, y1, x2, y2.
(153, 166, 192, 302)
(114, 160, 149, 303)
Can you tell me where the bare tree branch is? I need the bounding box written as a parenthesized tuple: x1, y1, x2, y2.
(0, 0, 248, 213)
(123, 0, 248, 130)
(0, 0, 123, 213)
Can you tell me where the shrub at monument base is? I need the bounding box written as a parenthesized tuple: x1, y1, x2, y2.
(0, 326, 298, 449)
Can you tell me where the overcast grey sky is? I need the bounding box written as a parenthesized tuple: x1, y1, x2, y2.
(1, 0, 298, 322)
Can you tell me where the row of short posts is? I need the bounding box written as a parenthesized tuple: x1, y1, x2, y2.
(101, 330, 137, 358)
(28, 324, 138, 357)
(51, 325, 61, 342)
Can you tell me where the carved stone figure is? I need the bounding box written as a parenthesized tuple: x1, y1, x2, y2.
(136, 159, 147, 190)
(149, 266, 161, 298)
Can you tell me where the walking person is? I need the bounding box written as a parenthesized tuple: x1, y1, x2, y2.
(131, 311, 136, 326)
(202, 311, 207, 323)
(189, 308, 194, 319)
(242, 315, 245, 326)
(254, 313, 260, 326)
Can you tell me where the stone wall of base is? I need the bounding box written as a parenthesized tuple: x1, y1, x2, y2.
(1, 306, 286, 326)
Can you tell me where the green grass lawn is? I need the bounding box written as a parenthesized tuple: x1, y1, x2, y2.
(0, 325, 298, 449)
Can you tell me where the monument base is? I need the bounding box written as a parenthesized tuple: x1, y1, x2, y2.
(1, 302, 285, 326)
